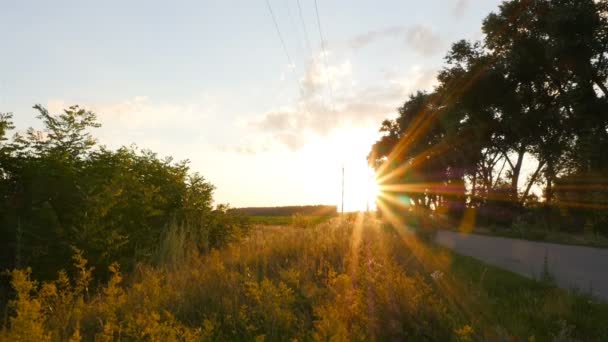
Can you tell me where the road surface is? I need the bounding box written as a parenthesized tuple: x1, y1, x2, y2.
(436, 230, 608, 301)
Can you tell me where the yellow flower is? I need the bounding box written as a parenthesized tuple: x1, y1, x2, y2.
(454, 324, 474, 341)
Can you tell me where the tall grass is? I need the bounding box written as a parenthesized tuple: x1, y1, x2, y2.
(2, 215, 606, 341)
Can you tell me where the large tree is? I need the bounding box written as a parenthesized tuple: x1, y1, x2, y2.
(369, 0, 608, 231)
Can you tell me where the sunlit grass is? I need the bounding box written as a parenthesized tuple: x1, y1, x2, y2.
(2, 217, 607, 341)
(247, 215, 334, 226)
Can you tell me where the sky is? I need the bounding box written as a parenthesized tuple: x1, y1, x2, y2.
(0, 0, 505, 211)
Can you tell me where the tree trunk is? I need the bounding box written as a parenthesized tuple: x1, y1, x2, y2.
(545, 160, 555, 205)
(522, 159, 545, 205)
(592, 71, 608, 98)
(471, 171, 477, 206)
(511, 148, 525, 202)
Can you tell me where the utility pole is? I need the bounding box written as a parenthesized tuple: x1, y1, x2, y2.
(341, 165, 344, 215)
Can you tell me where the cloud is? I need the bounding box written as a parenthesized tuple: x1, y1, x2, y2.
(45, 95, 222, 149)
(349, 26, 405, 49)
(243, 58, 439, 152)
(94, 96, 210, 128)
(217, 144, 261, 155)
(349, 25, 443, 57)
(300, 59, 353, 102)
(253, 111, 297, 131)
(451, 0, 470, 16)
(404, 25, 443, 56)
(48, 96, 212, 129)
(275, 132, 308, 151)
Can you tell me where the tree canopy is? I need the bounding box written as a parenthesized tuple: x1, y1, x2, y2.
(369, 0, 608, 234)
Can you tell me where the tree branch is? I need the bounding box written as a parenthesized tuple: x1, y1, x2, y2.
(521, 159, 546, 205)
(492, 157, 508, 188)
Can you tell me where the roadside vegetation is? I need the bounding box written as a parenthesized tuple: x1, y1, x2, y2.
(247, 214, 334, 227)
(0, 105, 249, 310)
(2, 216, 607, 341)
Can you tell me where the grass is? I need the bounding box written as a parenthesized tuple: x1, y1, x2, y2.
(2, 216, 607, 341)
(448, 252, 608, 340)
(247, 214, 334, 226)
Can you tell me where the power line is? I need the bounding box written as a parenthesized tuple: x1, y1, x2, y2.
(296, 0, 313, 59)
(265, 0, 295, 70)
(265, 0, 309, 101)
(284, 1, 303, 60)
(313, 0, 335, 111)
(313, 0, 342, 215)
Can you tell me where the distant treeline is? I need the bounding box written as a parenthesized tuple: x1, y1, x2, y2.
(233, 205, 337, 217)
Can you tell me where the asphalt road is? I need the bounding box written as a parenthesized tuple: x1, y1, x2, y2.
(436, 230, 608, 301)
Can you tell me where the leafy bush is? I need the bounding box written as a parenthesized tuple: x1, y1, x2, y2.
(0, 105, 245, 282)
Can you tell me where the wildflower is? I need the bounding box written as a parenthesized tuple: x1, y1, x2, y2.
(454, 324, 474, 341)
(430, 270, 444, 281)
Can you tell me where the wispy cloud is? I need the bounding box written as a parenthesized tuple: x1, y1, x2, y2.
(48, 96, 212, 129)
(451, 0, 470, 16)
(348, 24, 443, 56)
(244, 57, 438, 152)
(349, 26, 405, 49)
(404, 25, 443, 56)
(45, 95, 222, 149)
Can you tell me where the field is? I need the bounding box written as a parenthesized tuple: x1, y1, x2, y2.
(247, 215, 334, 226)
(2, 215, 607, 341)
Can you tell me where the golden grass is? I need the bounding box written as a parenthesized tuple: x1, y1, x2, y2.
(3, 214, 605, 341)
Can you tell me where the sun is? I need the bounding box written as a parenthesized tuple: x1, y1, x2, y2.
(341, 161, 380, 212)
(361, 167, 380, 210)
(298, 126, 382, 212)
(331, 128, 382, 212)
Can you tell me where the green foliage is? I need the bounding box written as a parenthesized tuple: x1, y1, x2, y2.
(25, 104, 100, 158)
(554, 171, 608, 236)
(0, 112, 14, 144)
(0, 105, 244, 282)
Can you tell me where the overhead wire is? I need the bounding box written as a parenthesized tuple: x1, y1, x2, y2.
(265, 0, 309, 106)
(313, 0, 336, 111)
(312, 0, 348, 212)
(264, 1, 351, 211)
(265, 0, 295, 71)
(296, 0, 313, 59)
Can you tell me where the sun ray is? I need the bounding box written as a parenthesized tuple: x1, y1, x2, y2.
(375, 198, 491, 328)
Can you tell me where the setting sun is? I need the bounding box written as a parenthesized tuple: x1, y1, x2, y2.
(346, 163, 379, 212)
(297, 126, 381, 212)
